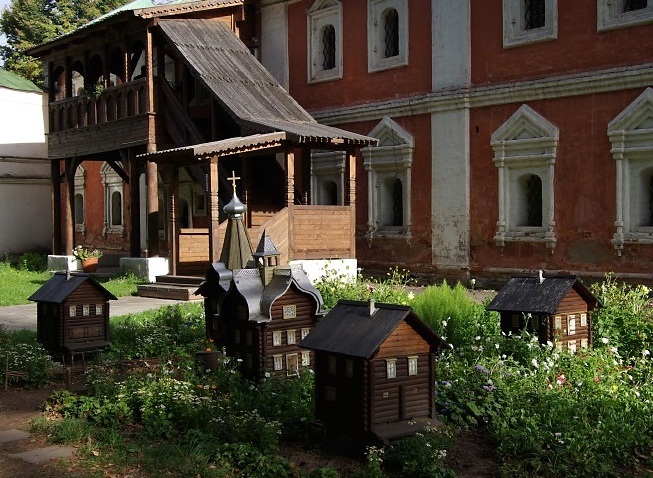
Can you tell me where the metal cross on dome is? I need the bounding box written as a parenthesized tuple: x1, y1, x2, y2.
(227, 170, 241, 193)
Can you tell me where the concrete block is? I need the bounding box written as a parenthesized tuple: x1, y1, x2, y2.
(47, 255, 80, 272)
(120, 257, 169, 283)
(0, 429, 30, 443)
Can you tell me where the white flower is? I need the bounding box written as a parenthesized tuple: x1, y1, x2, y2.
(408, 292, 415, 300)
(644, 350, 651, 356)
(475, 336, 481, 341)
(601, 337, 609, 344)
(531, 358, 538, 368)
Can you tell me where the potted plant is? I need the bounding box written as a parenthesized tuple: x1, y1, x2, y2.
(195, 338, 222, 371)
(72, 245, 103, 272)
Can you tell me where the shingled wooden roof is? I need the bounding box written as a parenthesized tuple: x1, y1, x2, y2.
(157, 18, 376, 147)
(486, 274, 601, 315)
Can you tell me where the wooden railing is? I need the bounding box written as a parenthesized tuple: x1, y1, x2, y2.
(49, 79, 148, 133)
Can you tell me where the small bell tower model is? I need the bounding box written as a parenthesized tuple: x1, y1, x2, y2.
(253, 230, 281, 286)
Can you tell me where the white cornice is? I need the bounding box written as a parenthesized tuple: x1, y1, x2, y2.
(310, 63, 653, 125)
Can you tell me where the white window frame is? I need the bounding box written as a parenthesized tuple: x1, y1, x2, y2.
(503, 0, 558, 48)
(307, 0, 343, 84)
(367, 0, 409, 73)
(580, 313, 587, 327)
(273, 354, 283, 371)
(101, 162, 124, 235)
(567, 316, 576, 335)
(287, 329, 297, 345)
(386, 358, 397, 379)
(69, 305, 76, 317)
(311, 150, 345, 205)
(273, 330, 282, 346)
(82, 305, 90, 316)
(74, 165, 86, 233)
(597, 0, 653, 31)
(407, 356, 418, 376)
(301, 351, 311, 366)
(96, 303, 103, 315)
(301, 328, 311, 340)
(491, 105, 558, 250)
(609, 88, 653, 255)
(362, 116, 413, 239)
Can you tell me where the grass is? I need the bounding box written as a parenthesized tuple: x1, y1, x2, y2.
(0, 260, 145, 306)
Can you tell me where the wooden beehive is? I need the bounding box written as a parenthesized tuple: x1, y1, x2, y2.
(486, 273, 601, 352)
(300, 299, 447, 442)
(29, 272, 116, 356)
(217, 265, 324, 380)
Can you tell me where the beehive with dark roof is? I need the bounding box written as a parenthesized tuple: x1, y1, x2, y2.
(29, 272, 116, 356)
(486, 272, 601, 351)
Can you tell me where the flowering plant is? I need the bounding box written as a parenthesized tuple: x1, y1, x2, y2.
(72, 245, 103, 261)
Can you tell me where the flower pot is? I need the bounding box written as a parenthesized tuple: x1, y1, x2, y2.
(195, 350, 221, 371)
(81, 257, 99, 272)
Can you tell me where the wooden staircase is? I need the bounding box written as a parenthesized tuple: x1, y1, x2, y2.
(136, 275, 204, 301)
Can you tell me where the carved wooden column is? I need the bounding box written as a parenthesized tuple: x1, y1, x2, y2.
(62, 158, 74, 255)
(146, 158, 159, 256)
(51, 159, 62, 254)
(347, 148, 357, 258)
(169, 167, 179, 275)
(286, 149, 295, 259)
(129, 150, 141, 257)
(208, 155, 220, 263)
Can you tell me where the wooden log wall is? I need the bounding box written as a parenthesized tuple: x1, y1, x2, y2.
(292, 206, 352, 259)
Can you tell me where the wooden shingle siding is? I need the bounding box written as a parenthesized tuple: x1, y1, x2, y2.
(48, 114, 150, 159)
(376, 322, 431, 358)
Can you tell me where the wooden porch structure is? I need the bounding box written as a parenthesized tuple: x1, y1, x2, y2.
(139, 132, 361, 276)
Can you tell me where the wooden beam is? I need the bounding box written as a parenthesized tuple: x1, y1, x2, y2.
(146, 159, 159, 257)
(208, 156, 220, 263)
(51, 159, 62, 254)
(62, 158, 74, 255)
(286, 149, 295, 261)
(347, 148, 357, 259)
(129, 150, 141, 257)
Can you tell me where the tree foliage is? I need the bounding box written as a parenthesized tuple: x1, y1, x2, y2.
(0, 0, 130, 83)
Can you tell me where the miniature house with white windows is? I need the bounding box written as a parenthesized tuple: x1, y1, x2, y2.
(300, 299, 446, 441)
(196, 187, 325, 380)
(29, 272, 116, 357)
(486, 272, 601, 352)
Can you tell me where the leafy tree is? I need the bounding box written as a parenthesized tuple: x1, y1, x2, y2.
(0, 0, 129, 83)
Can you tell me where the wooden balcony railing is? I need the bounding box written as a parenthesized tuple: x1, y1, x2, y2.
(49, 79, 148, 133)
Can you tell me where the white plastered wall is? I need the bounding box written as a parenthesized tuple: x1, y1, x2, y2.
(259, 1, 290, 90)
(0, 85, 51, 255)
(430, 0, 471, 270)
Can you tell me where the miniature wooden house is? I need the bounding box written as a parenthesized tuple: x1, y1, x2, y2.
(195, 261, 232, 339)
(29, 272, 116, 356)
(300, 300, 447, 442)
(486, 273, 601, 352)
(217, 265, 325, 379)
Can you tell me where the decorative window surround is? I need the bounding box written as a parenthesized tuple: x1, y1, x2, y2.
(609, 88, 653, 255)
(502, 0, 558, 48)
(368, 0, 409, 73)
(597, 0, 653, 31)
(386, 358, 397, 379)
(311, 150, 345, 205)
(101, 162, 124, 235)
(307, 0, 343, 84)
(491, 105, 558, 250)
(74, 165, 86, 233)
(362, 116, 413, 239)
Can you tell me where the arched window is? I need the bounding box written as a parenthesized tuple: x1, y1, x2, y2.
(368, 0, 408, 72)
(321, 25, 336, 70)
(516, 174, 543, 227)
(101, 162, 124, 234)
(382, 8, 399, 58)
(363, 116, 413, 238)
(74, 165, 86, 232)
(491, 105, 558, 249)
(610, 88, 653, 254)
(308, 0, 342, 82)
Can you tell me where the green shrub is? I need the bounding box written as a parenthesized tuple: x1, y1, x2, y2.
(384, 426, 457, 478)
(411, 280, 500, 349)
(18, 252, 47, 272)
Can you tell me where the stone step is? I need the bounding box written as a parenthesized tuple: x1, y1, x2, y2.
(136, 284, 201, 301)
(0, 428, 75, 464)
(153, 275, 204, 286)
